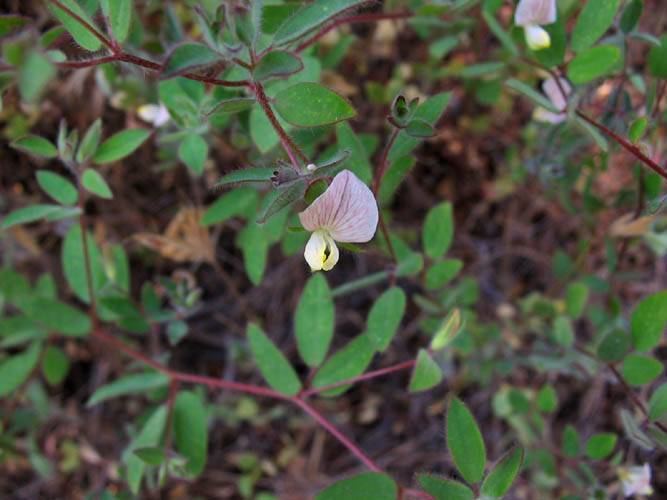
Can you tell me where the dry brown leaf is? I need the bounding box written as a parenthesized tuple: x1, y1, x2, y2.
(9, 225, 41, 257)
(133, 207, 215, 263)
(609, 213, 657, 237)
(321, 70, 357, 96)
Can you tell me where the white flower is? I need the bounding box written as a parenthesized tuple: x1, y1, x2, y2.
(618, 464, 653, 497)
(514, 0, 557, 50)
(137, 103, 171, 127)
(298, 170, 378, 271)
(534, 77, 571, 124)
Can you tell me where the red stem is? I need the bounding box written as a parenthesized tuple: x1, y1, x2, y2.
(49, 0, 114, 50)
(250, 80, 308, 165)
(301, 359, 416, 397)
(293, 398, 382, 472)
(92, 328, 289, 400)
(372, 128, 399, 263)
(575, 111, 667, 181)
(92, 326, 386, 469)
(296, 11, 413, 53)
(523, 59, 667, 182)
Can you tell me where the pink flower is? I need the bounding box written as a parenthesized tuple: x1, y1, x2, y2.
(534, 77, 571, 123)
(618, 464, 653, 497)
(514, 0, 557, 50)
(298, 170, 378, 271)
(137, 103, 170, 127)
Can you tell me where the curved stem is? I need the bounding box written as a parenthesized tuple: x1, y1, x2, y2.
(296, 11, 413, 53)
(293, 398, 382, 472)
(301, 359, 416, 397)
(48, 0, 114, 50)
(575, 111, 667, 181)
(373, 129, 399, 263)
(251, 81, 308, 166)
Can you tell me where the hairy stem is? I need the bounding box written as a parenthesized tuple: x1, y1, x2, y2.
(300, 359, 416, 397)
(575, 111, 667, 181)
(373, 128, 399, 263)
(296, 11, 413, 53)
(251, 81, 308, 166)
(293, 398, 382, 472)
(48, 0, 114, 50)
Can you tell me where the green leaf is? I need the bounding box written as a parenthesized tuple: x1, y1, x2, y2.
(622, 354, 663, 386)
(162, 43, 221, 78)
(536, 385, 558, 413)
(81, 169, 113, 199)
(312, 334, 375, 397)
(597, 329, 631, 362)
(649, 383, 667, 421)
(295, 273, 334, 367)
(571, 0, 620, 52)
(124, 406, 167, 495)
(481, 4, 518, 56)
(76, 119, 102, 163)
(201, 188, 258, 225)
(446, 396, 486, 484)
(0, 341, 41, 397)
(388, 92, 451, 163)
(335, 122, 373, 183)
(1, 204, 64, 229)
(133, 447, 166, 466)
(47, 0, 102, 51)
(621, 0, 643, 33)
(629, 117, 648, 143)
(430, 309, 462, 351)
(178, 133, 208, 175)
(585, 432, 617, 460)
(481, 447, 524, 498)
(93, 129, 151, 164)
(423, 202, 454, 259)
(567, 45, 622, 85)
(378, 156, 416, 206)
(649, 35, 667, 78)
(273, 82, 356, 127)
(62, 224, 107, 303)
(273, 0, 367, 45)
(405, 118, 435, 138)
(247, 323, 301, 396)
(408, 349, 443, 392)
(237, 223, 268, 285)
(11, 135, 58, 158)
(0, 15, 29, 37)
(631, 290, 667, 351)
(35, 170, 77, 206)
(574, 115, 609, 151)
(18, 51, 56, 103)
(100, 0, 132, 43)
(87, 372, 169, 406)
(426, 259, 463, 290)
(504, 78, 560, 113)
(257, 180, 306, 223)
(366, 287, 406, 352)
(316, 472, 397, 500)
(205, 97, 256, 117)
(562, 425, 580, 457)
(174, 390, 208, 476)
(417, 475, 473, 500)
(41, 346, 70, 386)
(21, 297, 91, 337)
(565, 282, 589, 319)
(253, 50, 303, 81)
(620, 408, 654, 451)
(215, 167, 274, 188)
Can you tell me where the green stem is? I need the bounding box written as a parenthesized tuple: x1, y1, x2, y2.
(331, 270, 391, 297)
